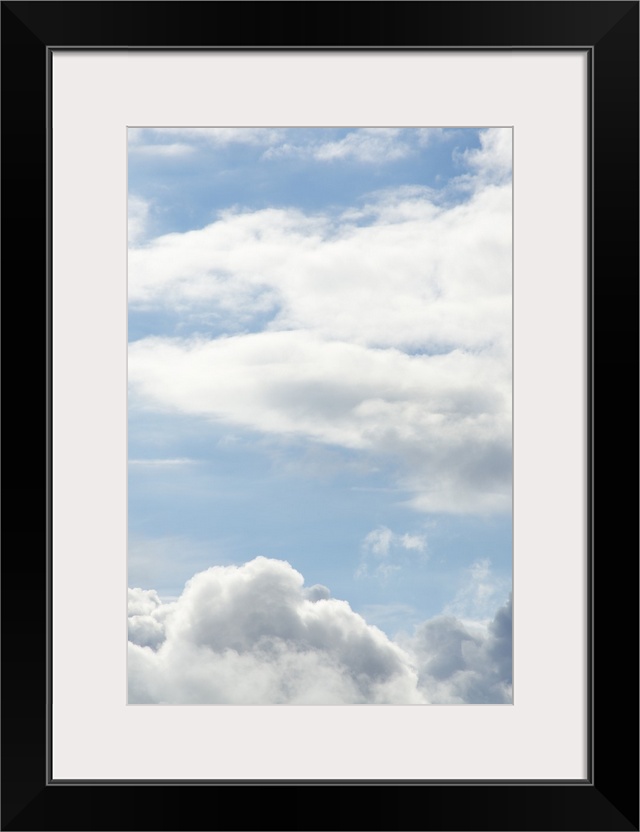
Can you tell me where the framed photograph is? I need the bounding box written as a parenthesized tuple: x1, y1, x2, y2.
(2, 2, 637, 830)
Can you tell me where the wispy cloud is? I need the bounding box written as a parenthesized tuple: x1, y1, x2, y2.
(444, 558, 511, 624)
(357, 525, 428, 581)
(129, 126, 286, 156)
(151, 127, 286, 145)
(128, 142, 194, 158)
(263, 127, 458, 165)
(264, 128, 410, 164)
(128, 195, 150, 246)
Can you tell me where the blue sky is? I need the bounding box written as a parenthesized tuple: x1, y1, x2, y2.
(127, 127, 513, 704)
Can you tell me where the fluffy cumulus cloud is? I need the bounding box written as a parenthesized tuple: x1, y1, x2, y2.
(128, 587, 177, 650)
(128, 557, 512, 705)
(456, 127, 512, 189)
(408, 594, 513, 704)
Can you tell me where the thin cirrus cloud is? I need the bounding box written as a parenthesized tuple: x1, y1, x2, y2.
(128, 557, 512, 705)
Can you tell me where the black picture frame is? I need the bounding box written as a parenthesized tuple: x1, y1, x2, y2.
(2, 2, 638, 830)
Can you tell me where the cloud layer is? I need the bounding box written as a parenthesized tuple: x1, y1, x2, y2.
(130, 126, 455, 165)
(128, 557, 512, 705)
(128, 128, 512, 515)
(129, 331, 511, 514)
(127, 181, 511, 352)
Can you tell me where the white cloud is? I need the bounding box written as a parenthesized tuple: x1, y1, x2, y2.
(128, 195, 150, 246)
(129, 127, 286, 154)
(363, 526, 394, 557)
(151, 127, 286, 145)
(416, 127, 455, 146)
(399, 532, 427, 552)
(263, 128, 410, 164)
(128, 142, 194, 158)
(129, 331, 511, 513)
(444, 558, 510, 623)
(129, 557, 424, 704)
(128, 587, 176, 650)
(128, 557, 512, 704)
(126, 128, 286, 163)
(454, 127, 512, 191)
(128, 586, 162, 617)
(127, 132, 512, 515)
(358, 526, 427, 580)
(408, 593, 513, 704)
(303, 583, 331, 602)
(313, 128, 409, 163)
(128, 183, 511, 353)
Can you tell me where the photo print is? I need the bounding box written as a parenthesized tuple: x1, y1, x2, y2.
(127, 126, 513, 705)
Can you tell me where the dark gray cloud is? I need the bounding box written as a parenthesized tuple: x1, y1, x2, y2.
(411, 594, 513, 704)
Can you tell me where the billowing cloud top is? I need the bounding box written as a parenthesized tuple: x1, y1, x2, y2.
(128, 557, 512, 705)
